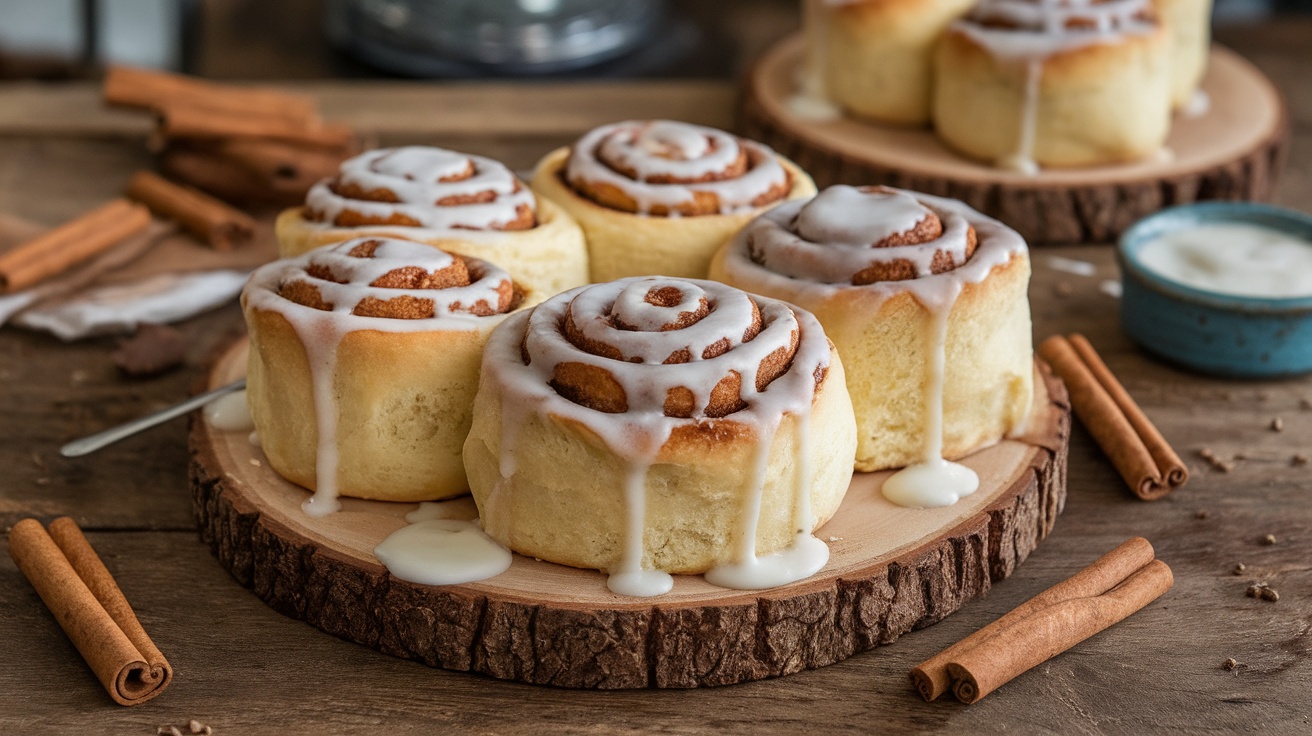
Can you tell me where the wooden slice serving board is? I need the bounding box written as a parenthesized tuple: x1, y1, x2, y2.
(189, 338, 1070, 689)
(740, 36, 1288, 245)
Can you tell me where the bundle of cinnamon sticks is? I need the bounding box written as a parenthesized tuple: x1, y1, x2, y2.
(8, 517, 173, 706)
(911, 537, 1173, 704)
(104, 66, 355, 205)
(1039, 334, 1188, 500)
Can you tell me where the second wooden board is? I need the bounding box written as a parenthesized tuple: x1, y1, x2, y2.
(740, 36, 1287, 245)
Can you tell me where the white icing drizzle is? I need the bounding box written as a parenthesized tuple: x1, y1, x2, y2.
(374, 519, 512, 586)
(745, 185, 974, 285)
(723, 187, 1030, 508)
(565, 121, 790, 216)
(203, 390, 254, 432)
(1182, 89, 1210, 119)
(305, 146, 536, 230)
(405, 497, 480, 523)
(479, 277, 832, 596)
(242, 237, 519, 517)
(952, 0, 1158, 173)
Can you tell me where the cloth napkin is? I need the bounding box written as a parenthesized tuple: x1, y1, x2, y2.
(0, 211, 278, 340)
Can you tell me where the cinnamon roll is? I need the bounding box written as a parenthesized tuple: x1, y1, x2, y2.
(462, 277, 856, 595)
(243, 236, 538, 511)
(276, 146, 588, 296)
(932, 0, 1172, 172)
(530, 120, 816, 282)
(710, 186, 1033, 504)
(800, 0, 976, 125)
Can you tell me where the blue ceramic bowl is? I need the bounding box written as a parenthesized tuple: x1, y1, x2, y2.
(1118, 202, 1312, 378)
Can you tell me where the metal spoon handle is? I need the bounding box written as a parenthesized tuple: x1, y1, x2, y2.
(59, 379, 247, 458)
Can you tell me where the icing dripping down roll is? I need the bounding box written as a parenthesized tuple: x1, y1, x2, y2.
(463, 277, 857, 596)
(242, 237, 536, 513)
(711, 185, 1035, 505)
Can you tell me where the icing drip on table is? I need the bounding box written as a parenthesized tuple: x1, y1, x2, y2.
(565, 120, 791, 216)
(305, 146, 537, 231)
(725, 186, 1029, 507)
(242, 236, 519, 517)
(479, 277, 833, 596)
(204, 390, 254, 432)
(952, 0, 1159, 174)
(374, 520, 512, 586)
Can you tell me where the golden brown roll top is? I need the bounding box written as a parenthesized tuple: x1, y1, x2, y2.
(562, 120, 793, 217)
(304, 146, 536, 230)
(243, 236, 534, 508)
(262, 236, 521, 322)
(523, 278, 811, 423)
(739, 185, 982, 286)
(278, 146, 589, 297)
(464, 277, 857, 586)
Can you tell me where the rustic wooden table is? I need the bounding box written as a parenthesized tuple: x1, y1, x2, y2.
(2, 21, 1310, 735)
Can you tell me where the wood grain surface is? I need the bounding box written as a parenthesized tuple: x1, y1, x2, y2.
(2, 18, 1312, 733)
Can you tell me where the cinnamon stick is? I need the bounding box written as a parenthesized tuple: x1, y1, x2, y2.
(8, 517, 173, 705)
(159, 103, 354, 150)
(910, 537, 1157, 701)
(0, 198, 152, 292)
(103, 65, 317, 124)
(159, 147, 309, 207)
(1038, 334, 1188, 500)
(126, 170, 256, 251)
(947, 559, 1173, 704)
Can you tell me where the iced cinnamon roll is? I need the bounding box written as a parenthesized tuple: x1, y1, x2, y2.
(276, 146, 588, 296)
(933, 0, 1172, 172)
(530, 120, 816, 282)
(798, 0, 976, 125)
(710, 186, 1033, 506)
(243, 236, 538, 511)
(462, 277, 856, 596)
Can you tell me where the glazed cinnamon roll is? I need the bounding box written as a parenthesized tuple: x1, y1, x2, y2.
(462, 277, 856, 596)
(243, 236, 539, 511)
(933, 0, 1172, 172)
(530, 120, 815, 282)
(276, 146, 588, 296)
(710, 186, 1033, 497)
(801, 0, 976, 125)
(1154, 0, 1212, 109)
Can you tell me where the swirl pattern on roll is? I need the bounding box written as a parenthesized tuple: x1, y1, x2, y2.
(955, 0, 1157, 59)
(253, 236, 519, 323)
(564, 120, 793, 217)
(741, 185, 980, 285)
(304, 146, 537, 230)
(519, 278, 818, 421)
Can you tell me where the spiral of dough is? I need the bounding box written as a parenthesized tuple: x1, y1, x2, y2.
(268, 237, 518, 321)
(304, 146, 537, 230)
(563, 121, 793, 217)
(739, 185, 979, 285)
(519, 277, 814, 420)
